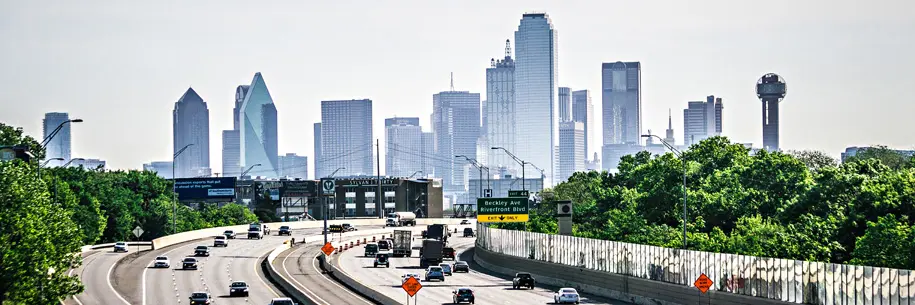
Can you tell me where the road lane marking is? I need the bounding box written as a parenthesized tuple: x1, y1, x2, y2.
(255, 241, 281, 297)
(282, 247, 329, 305)
(107, 254, 132, 305)
(311, 249, 373, 305)
(142, 244, 191, 305)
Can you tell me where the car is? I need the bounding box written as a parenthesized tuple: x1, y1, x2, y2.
(443, 247, 456, 260)
(364, 243, 378, 257)
(278, 226, 291, 236)
(374, 253, 390, 268)
(213, 235, 228, 247)
(342, 223, 357, 232)
(452, 261, 470, 273)
(263, 225, 271, 235)
(421, 230, 428, 238)
(113, 242, 128, 253)
(452, 287, 475, 304)
(194, 245, 210, 257)
(223, 230, 236, 239)
(512, 272, 535, 289)
(425, 266, 445, 281)
(153, 256, 170, 268)
(267, 297, 296, 305)
(401, 273, 420, 283)
(228, 281, 249, 297)
(460, 219, 471, 225)
(182, 257, 198, 270)
(554, 287, 581, 304)
(438, 263, 453, 275)
(377, 239, 392, 251)
(188, 291, 212, 304)
(463, 227, 475, 237)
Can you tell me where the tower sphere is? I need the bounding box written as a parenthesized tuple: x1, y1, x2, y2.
(756, 73, 787, 102)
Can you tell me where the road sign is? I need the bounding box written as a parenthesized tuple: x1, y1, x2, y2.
(401, 275, 422, 297)
(483, 189, 492, 198)
(476, 197, 529, 223)
(321, 178, 335, 196)
(694, 273, 713, 293)
(477, 214, 529, 222)
(508, 190, 529, 197)
(321, 242, 335, 256)
(132, 226, 144, 238)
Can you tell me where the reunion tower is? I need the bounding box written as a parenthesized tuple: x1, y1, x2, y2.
(756, 73, 787, 151)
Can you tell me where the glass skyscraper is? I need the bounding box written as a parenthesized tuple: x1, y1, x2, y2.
(42, 112, 71, 167)
(320, 99, 374, 177)
(172, 87, 210, 178)
(601, 61, 642, 145)
(239, 72, 279, 178)
(384, 117, 423, 178)
(571, 89, 593, 161)
(514, 13, 559, 186)
(485, 39, 517, 176)
(432, 91, 481, 192)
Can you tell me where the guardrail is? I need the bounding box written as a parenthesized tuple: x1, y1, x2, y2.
(79, 241, 152, 253)
(477, 226, 915, 305)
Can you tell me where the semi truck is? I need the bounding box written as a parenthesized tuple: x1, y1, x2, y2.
(386, 212, 417, 227)
(425, 224, 449, 243)
(392, 230, 413, 257)
(419, 239, 444, 268)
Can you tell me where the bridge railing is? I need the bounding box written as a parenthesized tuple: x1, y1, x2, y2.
(477, 226, 915, 305)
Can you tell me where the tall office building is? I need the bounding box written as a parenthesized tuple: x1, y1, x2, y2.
(278, 153, 308, 179)
(321, 99, 374, 176)
(313, 123, 322, 178)
(239, 72, 280, 178)
(143, 161, 173, 179)
(514, 13, 559, 186)
(421, 132, 434, 177)
(664, 110, 676, 145)
(601, 61, 642, 145)
(571, 90, 593, 160)
(221, 85, 249, 177)
(42, 112, 71, 167)
(558, 87, 571, 122)
(485, 39, 517, 175)
(173, 88, 210, 178)
(683, 95, 723, 146)
(432, 91, 481, 192)
(558, 121, 584, 182)
(384, 117, 423, 178)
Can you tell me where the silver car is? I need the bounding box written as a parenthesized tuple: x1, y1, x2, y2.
(113, 242, 128, 253)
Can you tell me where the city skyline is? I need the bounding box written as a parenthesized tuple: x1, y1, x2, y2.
(2, 1, 913, 175)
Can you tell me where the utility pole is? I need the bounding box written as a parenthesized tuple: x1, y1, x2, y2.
(376, 139, 383, 218)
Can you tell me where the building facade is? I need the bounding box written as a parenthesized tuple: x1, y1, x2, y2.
(72, 158, 106, 169)
(313, 122, 322, 178)
(558, 87, 571, 122)
(278, 153, 308, 179)
(432, 91, 481, 192)
(239, 72, 280, 178)
(142, 161, 173, 179)
(173, 88, 210, 179)
(222, 130, 240, 177)
(42, 112, 71, 167)
(558, 121, 585, 183)
(571, 89, 593, 160)
(485, 39, 518, 175)
(421, 132, 434, 178)
(514, 13, 559, 186)
(683, 95, 723, 146)
(308, 177, 444, 219)
(601, 61, 642, 145)
(385, 117, 424, 178)
(320, 99, 374, 176)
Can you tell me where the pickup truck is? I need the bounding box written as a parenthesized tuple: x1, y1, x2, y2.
(512, 272, 535, 289)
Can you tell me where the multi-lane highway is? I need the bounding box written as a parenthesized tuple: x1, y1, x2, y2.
(66, 245, 152, 305)
(335, 223, 632, 304)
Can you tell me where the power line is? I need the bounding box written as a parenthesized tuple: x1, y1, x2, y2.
(241, 144, 373, 176)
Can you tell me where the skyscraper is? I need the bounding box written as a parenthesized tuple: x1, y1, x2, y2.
(558, 121, 584, 183)
(485, 39, 517, 175)
(756, 73, 788, 151)
(601, 61, 642, 145)
(421, 132, 434, 177)
(558, 87, 571, 122)
(278, 153, 308, 179)
(384, 117, 423, 178)
(514, 13, 559, 186)
(42, 112, 71, 167)
(143, 161, 173, 179)
(321, 99, 374, 176)
(571, 89, 593, 160)
(221, 85, 248, 177)
(664, 110, 676, 145)
(239, 72, 280, 178)
(432, 91, 481, 192)
(683, 95, 723, 146)
(313, 122, 322, 178)
(173, 87, 210, 178)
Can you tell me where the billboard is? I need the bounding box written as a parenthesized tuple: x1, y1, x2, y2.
(280, 180, 316, 198)
(174, 177, 237, 201)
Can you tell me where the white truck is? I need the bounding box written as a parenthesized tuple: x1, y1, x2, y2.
(386, 212, 417, 227)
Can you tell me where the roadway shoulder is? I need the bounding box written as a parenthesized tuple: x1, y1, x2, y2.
(111, 239, 202, 304)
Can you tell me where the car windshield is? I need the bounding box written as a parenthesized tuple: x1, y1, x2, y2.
(440, 264, 451, 269)
(456, 261, 468, 265)
(191, 293, 208, 298)
(429, 267, 442, 272)
(272, 300, 293, 305)
(184, 258, 196, 262)
(224, 230, 232, 233)
(115, 242, 126, 245)
(518, 273, 531, 278)
(366, 244, 377, 249)
(156, 257, 167, 260)
(231, 282, 247, 287)
(215, 236, 225, 239)
(196, 246, 207, 249)
(458, 288, 473, 294)
(280, 226, 289, 229)
(561, 288, 577, 294)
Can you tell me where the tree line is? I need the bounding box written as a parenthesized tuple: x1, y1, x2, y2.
(0, 122, 259, 304)
(496, 137, 915, 270)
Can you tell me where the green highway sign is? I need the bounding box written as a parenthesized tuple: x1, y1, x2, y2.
(508, 190, 529, 197)
(477, 197, 529, 223)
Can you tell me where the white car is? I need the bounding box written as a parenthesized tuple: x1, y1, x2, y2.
(268, 297, 296, 305)
(402, 273, 420, 283)
(224, 230, 236, 239)
(153, 256, 170, 268)
(554, 288, 580, 304)
(113, 242, 128, 253)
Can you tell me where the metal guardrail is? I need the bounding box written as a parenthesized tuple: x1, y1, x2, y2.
(477, 226, 915, 305)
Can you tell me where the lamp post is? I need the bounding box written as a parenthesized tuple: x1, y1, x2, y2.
(491, 147, 528, 190)
(41, 158, 64, 168)
(37, 119, 82, 179)
(455, 155, 485, 198)
(63, 158, 84, 168)
(241, 163, 262, 178)
(325, 167, 345, 244)
(408, 171, 424, 179)
(642, 134, 688, 250)
(172, 143, 194, 235)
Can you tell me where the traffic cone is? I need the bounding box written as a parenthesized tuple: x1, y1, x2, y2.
(372, 236, 376, 242)
(363, 238, 367, 243)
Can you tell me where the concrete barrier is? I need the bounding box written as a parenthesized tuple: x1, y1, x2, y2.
(79, 241, 153, 253)
(473, 245, 793, 305)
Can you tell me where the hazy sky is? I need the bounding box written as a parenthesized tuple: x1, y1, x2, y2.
(2, 0, 913, 176)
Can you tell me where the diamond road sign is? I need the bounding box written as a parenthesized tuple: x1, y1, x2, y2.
(476, 197, 529, 223)
(132, 226, 144, 238)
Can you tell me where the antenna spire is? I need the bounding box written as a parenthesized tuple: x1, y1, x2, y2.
(668, 108, 673, 129)
(450, 72, 454, 91)
(505, 39, 512, 58)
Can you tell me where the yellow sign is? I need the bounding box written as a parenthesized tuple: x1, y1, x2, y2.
(476, 214, 529, 223)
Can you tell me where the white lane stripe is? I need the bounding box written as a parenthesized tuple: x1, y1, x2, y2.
(68, 267, 84, 305)
(255, 240, 281, 298)
(281, 247, 330, 305)
(107, 255, 132, 305)
(312, 251, 374, 305)
(142, 244, 185, 305)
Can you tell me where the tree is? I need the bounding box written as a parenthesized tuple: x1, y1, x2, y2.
(849, 215, 914, 269)
(788, 150, 838, 172)
(845, 146, 912, 170)
(0, 161, 83, 303)
(0, 122, 44, 161)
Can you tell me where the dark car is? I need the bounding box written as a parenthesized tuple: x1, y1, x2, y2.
(463, 227, 475, 237)
(421, 230, 428, 238)
(452, 261, 470, 273)
(443, 247, 456, 260)
(194, 245, 210, 257)
(460, 219, 471, 225)
(512, 272, 535, 289)
(364, 243, 378, 257)
(278, 226, 291, 236)
(452, 287, 475, 304)
(342, 223, 357, 232)
(374, 253, 390, 268)
(188, 291, 212, 304)
(182, 257, 198, 270)
(228, 281, 249, 297)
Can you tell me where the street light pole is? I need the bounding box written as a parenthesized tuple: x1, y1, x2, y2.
(455, 155, 484, 198)
(642, 134, 687, 250)
(325, 167, 345, 245)
(172, 143, 194, 235)
(491, 147, 527, 190)
(408, 171, 424, 179)
(37, 119, 83, 179)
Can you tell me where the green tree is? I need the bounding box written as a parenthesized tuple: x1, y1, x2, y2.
(0, 122, 44, 161)
(845, 146, 912, 170)
(849, 215, 914, 269)
(0, 161, 83, 303)
(788, 150, 838, 172)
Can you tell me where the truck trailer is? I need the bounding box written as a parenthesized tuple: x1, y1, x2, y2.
(420, 239, 444, 268)
(386, 212, 417, 227)
(392, 230, 413, 257)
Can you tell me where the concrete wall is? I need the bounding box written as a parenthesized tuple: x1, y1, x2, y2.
(474, 246, 794, 305)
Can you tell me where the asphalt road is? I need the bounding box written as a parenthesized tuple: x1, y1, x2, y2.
(337, 224, 632, 305)
(65, 245, 152, 305)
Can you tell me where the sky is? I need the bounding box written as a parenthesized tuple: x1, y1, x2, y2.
(1, 0, 914, 177)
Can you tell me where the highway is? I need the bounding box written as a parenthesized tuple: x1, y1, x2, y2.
(66, 245, 152, 305)
(336, 223, 632, 304)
